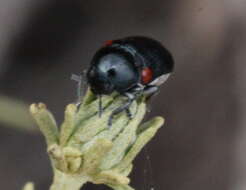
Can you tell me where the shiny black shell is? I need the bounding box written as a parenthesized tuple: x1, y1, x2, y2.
(112, 36, 174, 79)
(86, 36, 174, 95)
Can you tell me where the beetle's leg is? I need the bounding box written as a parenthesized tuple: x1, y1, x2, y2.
(124, 84, 144, 120)
(98, 94, 103, 117)
(125, 108, 133, 119)
(143, 85, 159, 98)
(133, 83, 145, 93)
(108, 92, 136, 127)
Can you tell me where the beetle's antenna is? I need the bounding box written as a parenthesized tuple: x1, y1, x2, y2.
(98, 95, 103, 117)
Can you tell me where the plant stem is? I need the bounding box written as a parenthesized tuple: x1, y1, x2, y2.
(49, 170, 88, 190)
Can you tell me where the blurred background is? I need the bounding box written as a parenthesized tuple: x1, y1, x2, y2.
(0, 0, 245, 189)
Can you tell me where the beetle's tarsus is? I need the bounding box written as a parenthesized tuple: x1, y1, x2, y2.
(125, 108, 133, 119)
(108, 116, 113, 128)
(98, 95, 103, 117)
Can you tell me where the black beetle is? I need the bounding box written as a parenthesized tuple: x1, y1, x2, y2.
(82, 36, 174, 126)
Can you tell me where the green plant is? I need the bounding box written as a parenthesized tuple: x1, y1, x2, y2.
(24, 89, 164, 190)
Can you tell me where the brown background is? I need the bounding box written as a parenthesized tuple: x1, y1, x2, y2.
(0, 0, 245, 189)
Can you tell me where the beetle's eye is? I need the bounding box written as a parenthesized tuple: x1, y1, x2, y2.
(107, 68, 116, 77)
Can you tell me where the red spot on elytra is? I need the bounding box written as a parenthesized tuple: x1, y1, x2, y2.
(104, 40, 113, 46)
(141, 67, 153, 84)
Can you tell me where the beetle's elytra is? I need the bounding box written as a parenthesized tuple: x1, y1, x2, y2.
(86, 36, 174, 126)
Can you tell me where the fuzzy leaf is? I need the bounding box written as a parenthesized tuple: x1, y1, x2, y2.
(30, 103, 58, 146)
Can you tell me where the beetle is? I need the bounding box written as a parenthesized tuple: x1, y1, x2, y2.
(85, 36, 174, 126)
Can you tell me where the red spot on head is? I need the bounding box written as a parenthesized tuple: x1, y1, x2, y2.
(141, 67, 153, 84)
(104, 40, 113, 47)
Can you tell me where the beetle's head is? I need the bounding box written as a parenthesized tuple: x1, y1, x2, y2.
(87, 51, 139, 95)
